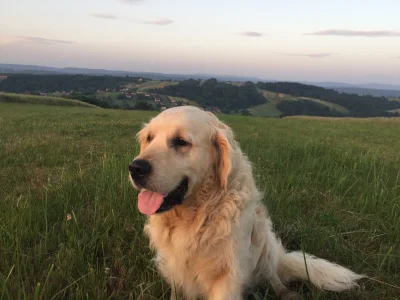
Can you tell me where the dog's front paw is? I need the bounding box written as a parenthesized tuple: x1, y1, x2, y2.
(280, 290, 301, 300)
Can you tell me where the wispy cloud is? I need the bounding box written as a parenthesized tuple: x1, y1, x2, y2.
(90, 13, 173, 25)
(279, 52, 337, 58)
(19, 36, 77, 45)
(119, 0, 144, 3)
(142, 18, 173, 25)
(306, 29, 400, 37)
(90, 13, 119, 20)
(239, 31, 266, 37)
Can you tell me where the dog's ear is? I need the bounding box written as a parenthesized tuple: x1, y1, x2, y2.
(213, 129, 232, 190)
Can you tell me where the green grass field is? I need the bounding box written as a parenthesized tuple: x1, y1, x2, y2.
(252, 90, 349, 117)
(1, 103, 399, 299)
(133, 80, 178, 92)
(0, 93, 99, 108)
(248, 101, 282, 117)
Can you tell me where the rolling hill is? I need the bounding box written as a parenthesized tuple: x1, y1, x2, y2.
(250, 90, 350, 117)
(0, 92, 99, 108)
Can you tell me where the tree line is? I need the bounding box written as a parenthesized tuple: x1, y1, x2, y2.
(257, 82, 400, 117)
(154, 78, 265, 111)
(0, 74, 148, 94)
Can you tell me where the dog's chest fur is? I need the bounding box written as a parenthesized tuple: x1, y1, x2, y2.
(144, 206, 239, 297)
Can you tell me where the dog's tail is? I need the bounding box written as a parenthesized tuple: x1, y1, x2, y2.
(278, 250, 364, 292)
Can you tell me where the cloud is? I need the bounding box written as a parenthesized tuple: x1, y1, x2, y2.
(279, 52, 337, 58)
(142, 18, 173, 25)
(90, 13, 119, 19)
(306, 29, 400, 37)
(119, 0, 144, 3)
(19, 36, 77, 45)
(90, 13, 173, 25)
(239, 31, 266, 37)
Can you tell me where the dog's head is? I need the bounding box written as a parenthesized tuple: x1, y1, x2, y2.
(129, 106, 233, 215)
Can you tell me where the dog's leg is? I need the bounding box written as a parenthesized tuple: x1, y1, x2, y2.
(269, 273, 301, 300)
(169, 284, 184, 300)
(208, 277, 242, 300)
(170, 286, 178, 300)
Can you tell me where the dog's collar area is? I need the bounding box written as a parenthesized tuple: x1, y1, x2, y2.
(155, 177, 189, 214)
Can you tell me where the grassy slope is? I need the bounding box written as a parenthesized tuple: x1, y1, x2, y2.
(248, 102, 282, 117)
(135, 80, 178, 92)
(251, 90, 350, 117)
(1, 103, 399, 299)
(0, 92, 99, 108)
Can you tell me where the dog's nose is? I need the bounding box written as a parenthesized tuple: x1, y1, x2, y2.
(129, 159, 152, 181)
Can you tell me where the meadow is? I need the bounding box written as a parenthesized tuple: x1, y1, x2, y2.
(0, 93, 98, 108)
(0, 103, 399, 299)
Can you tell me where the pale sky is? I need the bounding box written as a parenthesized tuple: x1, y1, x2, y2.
(0, 0, 399, 84)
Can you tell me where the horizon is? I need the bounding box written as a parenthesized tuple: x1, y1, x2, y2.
(1, 0, 399, 85)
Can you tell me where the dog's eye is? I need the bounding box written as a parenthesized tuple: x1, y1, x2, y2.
(172, 137, 190, 147)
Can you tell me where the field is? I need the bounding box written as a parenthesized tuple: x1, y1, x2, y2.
(0, 93, 99, 108)
(1, 103, 399, 299)
(252, 90, 349, 117)
(132, 80, 178, 92)
(248, 102, 282, 117)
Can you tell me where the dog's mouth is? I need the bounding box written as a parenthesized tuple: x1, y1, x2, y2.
(137, 177, 189, 215)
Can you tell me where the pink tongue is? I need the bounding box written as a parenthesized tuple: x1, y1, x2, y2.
(138, 190, 164, 215)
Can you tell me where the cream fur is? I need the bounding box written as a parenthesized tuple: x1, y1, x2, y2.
(131, 106, 363, 300)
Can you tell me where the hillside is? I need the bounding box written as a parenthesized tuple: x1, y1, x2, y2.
(0, 92, 99, 108)
(249, 90, 350, 117)
(257, 82, 400, 117)
(1, 103, 399, 299)
(1, 73, 399, 117)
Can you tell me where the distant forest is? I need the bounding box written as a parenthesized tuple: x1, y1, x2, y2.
(1, 74, 399, 117)
(0, 74, 146, 94)
(257, 82, 400, 117)
(154, 78, 265, 111)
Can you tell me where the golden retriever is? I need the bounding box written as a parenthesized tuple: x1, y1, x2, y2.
(129, 106, 363, 300)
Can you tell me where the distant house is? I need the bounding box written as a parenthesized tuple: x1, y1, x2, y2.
(154, 97, 161, 103)
(161, 106, 167, 111)
(39, 93, 47, 97)
(97, 89, 104, 93)
(145, 93, 150, 97)
(126, 94, 132, 98)
(0, 75, 7, 81)
(138, 78, 143, 82)
(170, 98, 176, 103)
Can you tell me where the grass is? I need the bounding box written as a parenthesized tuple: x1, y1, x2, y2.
(134, 80, 178, 92)
(248, 102, 281, 117)
(1, 103, 399, 299)
(254, 90, 349, 117)
(0, 93, 99, 108)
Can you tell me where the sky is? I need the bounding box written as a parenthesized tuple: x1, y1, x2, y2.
(0, 0, 399, 84)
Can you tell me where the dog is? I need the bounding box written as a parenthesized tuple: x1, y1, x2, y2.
(129, 106, 363, 300)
